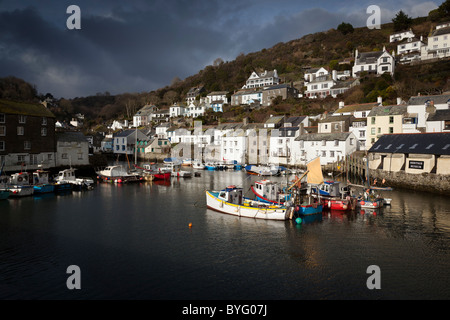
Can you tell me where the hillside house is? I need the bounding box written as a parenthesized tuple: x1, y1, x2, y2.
(421, 23, 450, 61)
(389, 29, 415, 43)
(207, 91, 228, 104)
(352, 47, 395, 78)
(231, 89, 263, 106)
(133, 105, 158, 127)
(262, 84, 299, 106)
(242, 70, 279, 89)
(186, 86, 205, 105)
(397, 36, 425, 64)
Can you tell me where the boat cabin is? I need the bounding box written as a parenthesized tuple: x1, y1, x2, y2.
(310, 180, 349, 198)
(10, 172, 31, 186)
(33, 170, 51, 185)
(56, 168, 77, 182)
(218, 186, 243, 205)
(253, 180, 288, 202)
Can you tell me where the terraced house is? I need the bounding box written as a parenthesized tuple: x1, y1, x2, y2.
(0, 99, 56, 172)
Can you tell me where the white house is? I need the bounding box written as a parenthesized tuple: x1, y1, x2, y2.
(352, 47, 395, 78)
(421, 23, 450, 60)
(221, 129, 247, 164)
(207, 91, 228, 104)
(390, 29, 415, 43)
(292, 132, 357, 166)
(242, 70, 279, 89)
(304, 67, 328, 82)
(406, 94, 450, 132)
(305, 74, 335, 99)
(133, 105, 158, 127)
(56, 131, 90, 167)
(156, 122, 171, 139)
(186, 102, 211, 118)
(268, 116, 308, 165)
(169, 104, 187, 118)
(397, 36, 425, 64)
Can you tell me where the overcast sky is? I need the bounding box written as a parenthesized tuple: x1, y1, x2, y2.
(0, 0, 440, 98)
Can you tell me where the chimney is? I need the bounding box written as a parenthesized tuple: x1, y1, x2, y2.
(338, 101, 345, 109)
(396, 97, 402, 105)
(243, 117, 248, 125)
(377, 96, 383, 105)
(332, 70, 337, 81)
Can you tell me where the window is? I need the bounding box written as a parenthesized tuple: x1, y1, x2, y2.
(30, 154, 38, 165)
(350, 138, 354, 145)
(378, 127, 381, 134)
(42, 117, 47, 125)
(48, 154, 53, 161)
(18, 155, 26, 163)
(324, 124, 328, 130)
(445, 120, 450, 130)
(334, 139, 339, 146)
(371, 128, 376, 135)
(389, 127, 394, 134)
(322, 151, 326, 157)
(359, 131, 365, 138)
(362, 112, 366, 117)
(18, 115, 26, 124)
(371, 117, 376, 124)
(62, 153, 68, 159)
(0, 113, 4, 123)
(17, 126, 24, 135)
(389, 116, 394, 124)
(330, 151, 335, 157)
(0, 141, 4, 151)
(0, 126, 5, 136)
(78, 153, 83, 160)
(41, 127, 47, 136)
(322, 140, 326, 146)
(24, 141, 31, 150)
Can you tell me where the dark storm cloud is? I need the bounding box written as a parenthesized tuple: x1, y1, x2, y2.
(0, 0, 438, 98)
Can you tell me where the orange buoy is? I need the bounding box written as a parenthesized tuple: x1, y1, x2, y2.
(188, 223, 192, 228)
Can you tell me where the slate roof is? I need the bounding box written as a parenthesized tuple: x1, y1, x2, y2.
(427, 109, 450, 122)
(408, 94, 450, 105)
(367, 105, 407, 117)
(319, 115, 355, 123)
(368, 133, 450, 155)
(295, 132, 352, 141)
(56, 131, 88, 143)
(432, 26, 450, 37)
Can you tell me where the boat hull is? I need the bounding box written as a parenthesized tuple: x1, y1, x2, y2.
(0, 190, 10, 200)
(322, 197, 351, 211)
(33, 184, 55, 194)
(8, 186, 34, 197)
(54, 182, 73, 193)
(206, 191, 290, 221)
(357, 198, 384, 209)
(297, 204, 323, 215)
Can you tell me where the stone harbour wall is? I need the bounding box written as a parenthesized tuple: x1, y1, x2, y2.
(369, 169, 450, 195)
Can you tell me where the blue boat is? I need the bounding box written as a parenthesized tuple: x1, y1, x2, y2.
(32, 170, 55, 194)
(205, 162, 217, 170)
(297, 203, 323, 215)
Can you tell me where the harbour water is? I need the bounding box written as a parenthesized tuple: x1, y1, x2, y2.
(1, 168, 450, 300)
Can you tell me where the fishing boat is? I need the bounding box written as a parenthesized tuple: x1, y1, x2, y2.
(56, 168, 95, 189)
(8, 172, 34, 197)
(192, 160, 205, 170)
(205, 185, 294, 221)
(251, 179, 291, 204)
(32, 170, 55, 194)
(205, 162, 217, 171)
(97, 165, 141, 183)
(135, 164, 170, 180)
(182, 159, 193, 166)
(244, 164, 279, 176)
(0, 163, 10, 200)
(164, 162, 192, 178)
(303, 157, 353, 211)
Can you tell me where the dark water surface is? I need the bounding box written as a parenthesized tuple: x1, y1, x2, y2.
(1, 169, 450, 300)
